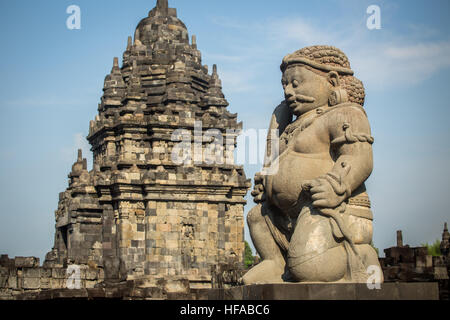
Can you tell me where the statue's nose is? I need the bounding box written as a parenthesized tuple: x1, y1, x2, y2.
(284, 86, 294, 99)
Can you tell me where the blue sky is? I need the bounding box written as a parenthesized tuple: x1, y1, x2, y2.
(0, 0, 449, 260)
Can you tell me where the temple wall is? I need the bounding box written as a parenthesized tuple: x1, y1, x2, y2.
(141, 200, 244, 287)
(1, 0, 250, 297)
(0, 256, 104, 300)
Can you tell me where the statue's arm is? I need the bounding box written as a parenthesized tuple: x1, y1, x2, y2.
(303, 106, 374, 208)
(252, 101, 292, 203)
(264, 101, 292, 167)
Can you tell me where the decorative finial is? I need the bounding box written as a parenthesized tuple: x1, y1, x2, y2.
(77, 149, 82, 162)
(445, 222, 448, 232)
(192, 35, 197, 47)
(111, 57, 120, 74)
(396, 230, 403, 247)
(212, 64, 217, 76)
(157, 0, 169, 10)
(127, 36, 132, 50)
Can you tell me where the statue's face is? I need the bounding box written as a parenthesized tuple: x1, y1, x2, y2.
(282, 65, 332, 116)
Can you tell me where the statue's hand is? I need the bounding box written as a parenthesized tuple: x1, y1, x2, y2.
(251, 172, 266, 203)
(302, 178, 346, 208)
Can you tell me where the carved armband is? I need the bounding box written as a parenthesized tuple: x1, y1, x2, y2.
(331, 123, 374, 146)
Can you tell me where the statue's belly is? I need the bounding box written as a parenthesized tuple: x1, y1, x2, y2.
(268, 151, 334, 210)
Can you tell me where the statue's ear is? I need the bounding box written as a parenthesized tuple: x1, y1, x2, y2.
(327, 71, 340, 87)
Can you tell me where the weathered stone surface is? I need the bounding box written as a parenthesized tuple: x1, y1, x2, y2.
(22, 268, 40, 278)
(0, 255, 14, 268)
(244, 45, 380, 284)
(205, 283, 439, 300)
(22, 277, 40, 290)
(1, 0, 249, 299)
(379, 229, 450, 299)
(14, 257, 39, 268)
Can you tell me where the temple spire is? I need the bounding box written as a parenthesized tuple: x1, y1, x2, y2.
(443, 222, 449, 242)
(156, 0, 169, 15)
(396, 230, 403, 247)
(157, 0, 168, 10)
(127, 36, 132, 51)
(112, 57, 120, 74)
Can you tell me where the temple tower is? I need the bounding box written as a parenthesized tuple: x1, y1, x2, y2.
(46, 1, 250, 288)
(441, 222, 449, 257)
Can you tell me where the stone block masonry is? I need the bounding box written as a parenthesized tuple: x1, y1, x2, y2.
(0, 255, 104, 300)
(1, 0, 250, 299)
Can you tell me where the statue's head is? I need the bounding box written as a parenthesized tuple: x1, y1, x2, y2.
(280, 45, 365, 117)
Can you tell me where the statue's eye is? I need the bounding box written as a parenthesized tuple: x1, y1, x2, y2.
(292, 80, 299, 88)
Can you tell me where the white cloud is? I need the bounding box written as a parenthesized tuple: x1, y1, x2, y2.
(266, 18, 334, 47)
(267, 18, 450, 89)
(351, 40, 450, 88)
(211, 15, 450, 91)
(219, 69, 259, 94)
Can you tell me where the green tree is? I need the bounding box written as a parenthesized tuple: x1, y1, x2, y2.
(421, 239, 441, 256)
(244, 241, 254, 268)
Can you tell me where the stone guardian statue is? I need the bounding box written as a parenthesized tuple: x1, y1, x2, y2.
(243, 46, 383, 284)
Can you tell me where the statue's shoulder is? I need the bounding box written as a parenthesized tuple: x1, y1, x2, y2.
(324, 102, 371, 135)
(323, 102, 369, 125)
(330, 102, 367, 117)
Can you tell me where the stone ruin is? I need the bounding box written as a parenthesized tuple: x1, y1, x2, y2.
(380, 227, 450, 300)
(0, 0, 251, 300)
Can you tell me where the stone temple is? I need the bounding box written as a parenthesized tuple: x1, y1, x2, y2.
(43, 0, 249, 289)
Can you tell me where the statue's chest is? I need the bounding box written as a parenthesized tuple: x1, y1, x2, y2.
(280, 116, 329, 154)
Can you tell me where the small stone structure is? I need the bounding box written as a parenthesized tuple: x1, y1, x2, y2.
(0, 255, 104, 300)
(380, 227, 449, 300)
(0, 0, 250, 299)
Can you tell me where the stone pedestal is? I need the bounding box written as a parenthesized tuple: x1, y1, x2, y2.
(201, 282, 439, 300)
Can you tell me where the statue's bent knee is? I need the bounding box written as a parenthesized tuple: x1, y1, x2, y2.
(287, 245, 347, 282)
(247, 204, 263, 226)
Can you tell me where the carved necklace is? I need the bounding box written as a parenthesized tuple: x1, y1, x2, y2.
(280, 102, 364, 145)
(280, 106, 326, 145)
